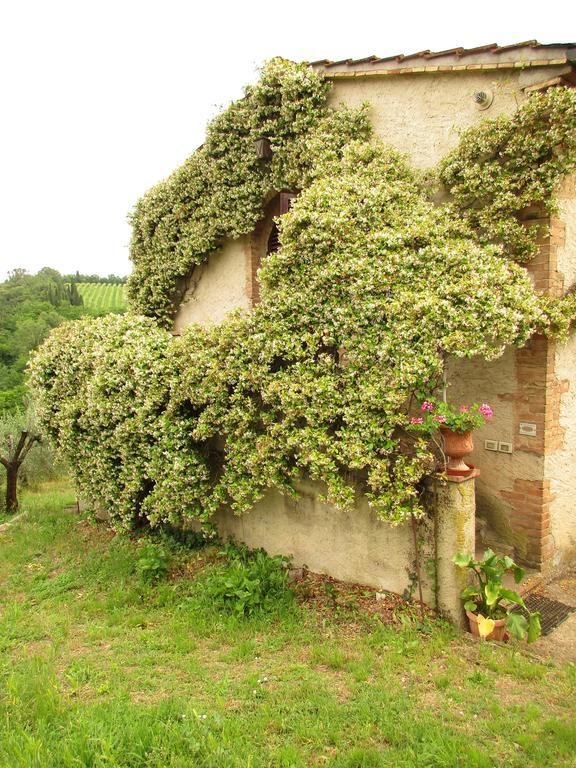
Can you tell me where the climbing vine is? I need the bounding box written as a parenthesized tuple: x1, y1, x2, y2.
(440, 87, 576, 261)
(170, 141, 558, 523)
(30, 62, 576, 529)
(128, 59, 370, 326)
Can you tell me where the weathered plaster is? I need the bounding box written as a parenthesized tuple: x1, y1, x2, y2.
(330, 69, 575, 566)
(434, 476, 477, 626)
(556, 177, 576, 287)
(172, 66, 576, 569)
(446, 350, 519, 541)
(547, 176, 576, 561)
(329, 70, 528, 169)
(207, 477, 475, 625)
(547, 336, 576, 559)
(173, 236, 250, 331)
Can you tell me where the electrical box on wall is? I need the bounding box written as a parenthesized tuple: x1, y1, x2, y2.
(498, 441, 513, 454)
(484, 440, 498, 452)
(519, 422, 537, 437)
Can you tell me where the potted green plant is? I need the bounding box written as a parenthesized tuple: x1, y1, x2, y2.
(453, 549, 541, 643)
(408, 400, 493, 474)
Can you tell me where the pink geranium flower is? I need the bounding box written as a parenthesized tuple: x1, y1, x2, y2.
(410, 417, 424, 425)
(433, 414, 446, 423)
(459, 405, 469, 412)
(479, 403, 493, 419)
(421, 401, 434, 411)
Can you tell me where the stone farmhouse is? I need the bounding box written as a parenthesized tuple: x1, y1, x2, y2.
(172, 41, 576, 581)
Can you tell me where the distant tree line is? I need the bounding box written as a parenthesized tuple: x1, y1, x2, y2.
(5, 268, 84, 308)
(64, 271, 127, 285)
(0, 267, 118, 412)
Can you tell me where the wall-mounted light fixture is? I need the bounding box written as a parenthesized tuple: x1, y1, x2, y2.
(254, 136, 273, 160)
(473, 89, 494, 110)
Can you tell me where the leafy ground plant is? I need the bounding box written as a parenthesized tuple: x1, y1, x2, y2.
(205, 542, 294, 616)
(135, 540, 171, 583)
(453, 549, 541, 642)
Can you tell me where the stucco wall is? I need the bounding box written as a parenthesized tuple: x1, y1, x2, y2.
(329, 68, 561, 169)
(550, 335, 576, 559)
(172, 68, 575, 567)
(548, 177, 576, 560)
(208, 477, 475, 625)
(173, 236, 250, 331)
(556, 178, 576, 286)
(176, 68, 562, 334)
(330, 69, 575, 565)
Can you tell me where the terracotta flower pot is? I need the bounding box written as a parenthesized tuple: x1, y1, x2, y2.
(440, 427, 473, 474)
(466, 610, 509, 642)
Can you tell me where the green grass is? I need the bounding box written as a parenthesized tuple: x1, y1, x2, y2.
(0, 483, 575, 767)
(76, 283, 126, 313)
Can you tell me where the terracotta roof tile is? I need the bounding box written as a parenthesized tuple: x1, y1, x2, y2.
(493, 39, 538, 52)
(424, 44, 500, 59)
(309, 41, 576, 73)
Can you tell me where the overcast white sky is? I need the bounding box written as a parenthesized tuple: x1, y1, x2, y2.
(0, 0, 574, 280)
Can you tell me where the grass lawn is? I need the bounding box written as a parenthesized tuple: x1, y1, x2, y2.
(0, 484, 575, 767)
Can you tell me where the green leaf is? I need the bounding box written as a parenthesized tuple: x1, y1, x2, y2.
(512, 565, 525, 584)
(506, 612, 528, 640)
(453, 553, 474, 568)
(464, 600, 478, 612)
(485, 582, 501, 606)
(527, 612, 542, 643)
(481, 549, 496, 565)
(499, 588, 525, 608)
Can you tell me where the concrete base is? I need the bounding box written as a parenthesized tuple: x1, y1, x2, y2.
(207, 474, 476, 626)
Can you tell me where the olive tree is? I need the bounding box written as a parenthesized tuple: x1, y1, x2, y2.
(0, 409, 40, 512)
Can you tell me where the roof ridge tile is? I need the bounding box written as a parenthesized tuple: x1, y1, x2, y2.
(310, 41, 576, 71)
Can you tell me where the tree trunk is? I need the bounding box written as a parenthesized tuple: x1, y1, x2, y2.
(5, 464, 19, 513)
(1, 430, 39, 514)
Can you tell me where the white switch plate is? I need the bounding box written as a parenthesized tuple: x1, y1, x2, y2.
(519, 422, 537, 437)
(484, 440, 498, 451)
(499, 441, 513, 454)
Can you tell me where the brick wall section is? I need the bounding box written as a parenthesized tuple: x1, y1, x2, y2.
(501, 479, 555, 566)
(515, 336, 569, 456)
(500, 206, 568, 567)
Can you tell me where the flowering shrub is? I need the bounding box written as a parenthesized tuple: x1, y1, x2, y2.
(30, 63, 576, 528)
(128, 58, 370, 326)
(408, 401, 493, 435)
(29, 315, 214, 528)
(440, 87, 576, 262)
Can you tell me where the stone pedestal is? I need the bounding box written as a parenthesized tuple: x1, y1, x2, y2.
(432, 470, 478, 627)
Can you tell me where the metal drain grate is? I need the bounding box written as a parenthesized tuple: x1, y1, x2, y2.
(514, 593, 575, 636)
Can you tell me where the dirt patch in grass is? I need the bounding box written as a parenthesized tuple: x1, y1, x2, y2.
(169, 548, 220, 580)
(291, 569, 435, 629)
(17, 638, 53, 658)
(73, 518, 117, 550)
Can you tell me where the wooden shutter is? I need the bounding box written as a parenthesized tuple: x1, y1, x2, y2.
(267, 223, 280, 255)
(279, 191, 298, 215)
